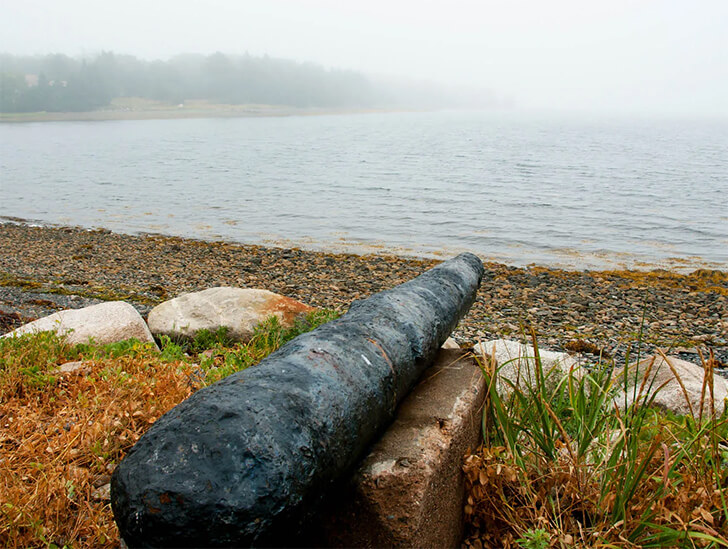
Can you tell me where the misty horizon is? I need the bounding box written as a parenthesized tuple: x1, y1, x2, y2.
(1, 50, 506, 113)
(2, 1, 727, 118)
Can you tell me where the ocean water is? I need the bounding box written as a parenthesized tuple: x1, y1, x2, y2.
(1, 111, 726, 270)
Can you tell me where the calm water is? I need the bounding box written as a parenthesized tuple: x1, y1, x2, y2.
(1, 111, 726, 270)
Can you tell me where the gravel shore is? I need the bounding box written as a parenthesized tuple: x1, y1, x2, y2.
(1, 222, 726, 369)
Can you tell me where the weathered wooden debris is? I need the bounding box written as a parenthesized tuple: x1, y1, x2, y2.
(111, 253, 484, 547)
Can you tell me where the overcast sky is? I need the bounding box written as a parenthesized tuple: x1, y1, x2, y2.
(2, 0, 727, 116)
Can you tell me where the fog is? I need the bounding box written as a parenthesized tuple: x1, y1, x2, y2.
(2, 0, 727, 117)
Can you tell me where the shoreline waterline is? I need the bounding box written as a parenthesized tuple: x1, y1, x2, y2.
(0, 105, 413, 124)
(1, 216, 725, 274)
(3, 112, 725, 272)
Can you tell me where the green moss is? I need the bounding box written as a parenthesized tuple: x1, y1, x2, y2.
(0, 270, 163, 306)
(0, 272, 43, 290)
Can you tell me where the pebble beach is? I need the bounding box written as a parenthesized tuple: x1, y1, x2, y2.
(1, 222, 726, 369)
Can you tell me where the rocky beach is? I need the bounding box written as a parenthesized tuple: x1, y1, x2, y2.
(2, 220, 728, 547)
(1, 222, 726, 369)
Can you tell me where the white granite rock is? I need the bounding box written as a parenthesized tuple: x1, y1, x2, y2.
(471, 339, 582, 397)
(441, 337, 460, 350)
(613, 354, 728, 417)
(147, 287, 315, 342)
(56, 360, 92, 374)
(2, 301, 156, 347)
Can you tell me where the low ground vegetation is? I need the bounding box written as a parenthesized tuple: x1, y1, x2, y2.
(3, 302, 727, 547)
(463, 331, 728, 548)
(0, 310, 337, 548)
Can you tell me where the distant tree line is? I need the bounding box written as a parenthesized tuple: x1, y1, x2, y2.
(0, 51, 379, 112)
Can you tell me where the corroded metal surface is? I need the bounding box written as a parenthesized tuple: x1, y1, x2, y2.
(111, 253, 483, 547)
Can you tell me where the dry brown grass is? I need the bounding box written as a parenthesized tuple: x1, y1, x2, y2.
(1, 312, 337, 548)
(563, 339, 610, 357)
(463, 444, 726, 548)
(1, 338, 198, 547)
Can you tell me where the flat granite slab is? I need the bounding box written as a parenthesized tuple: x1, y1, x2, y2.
(320, 348, 486, 548)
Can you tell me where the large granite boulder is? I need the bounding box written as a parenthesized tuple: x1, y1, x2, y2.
(471, 339, 582, 397)
(1, 301, 156, 346)
(613, 354, 728, 417)
(147, 287, 315, 342)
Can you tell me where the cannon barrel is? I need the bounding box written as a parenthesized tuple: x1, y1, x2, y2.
(111, 253, 484, 547)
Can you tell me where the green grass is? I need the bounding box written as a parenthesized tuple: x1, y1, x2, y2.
(0, 309, 339, 395)
(464, 331, 728, 548)
(516, 528, 551, 549)
(0, 308, 339, 547)
(150, 309, 340, 385)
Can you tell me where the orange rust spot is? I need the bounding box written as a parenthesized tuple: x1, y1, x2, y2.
(367, 338, 395, 374)
(159, 493, 171, 505)
(264, 295, 316, 325)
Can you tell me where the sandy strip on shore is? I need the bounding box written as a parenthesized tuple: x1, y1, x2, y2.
(0, 222, 726, 367)
(0, 106, 405, 123)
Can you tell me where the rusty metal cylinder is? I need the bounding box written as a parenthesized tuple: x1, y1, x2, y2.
(111, 252, 484, 547)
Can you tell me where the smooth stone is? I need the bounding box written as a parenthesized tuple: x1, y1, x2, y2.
(2, 301, 156, 347)
(471, 339, 582, 396)
(442, 337, 460, 349)
(614, 354, 728, 417)
(147, 287, 314, 342)
(92, 483, 111, 502)
(56, 360, 92, 374)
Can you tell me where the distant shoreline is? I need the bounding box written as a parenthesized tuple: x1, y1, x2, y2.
(0, 104, 410, 123)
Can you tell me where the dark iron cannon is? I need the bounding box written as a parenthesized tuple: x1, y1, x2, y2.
(111, 253, 484, 547)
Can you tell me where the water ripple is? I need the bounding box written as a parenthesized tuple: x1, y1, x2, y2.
(1, 111, 726, 270)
